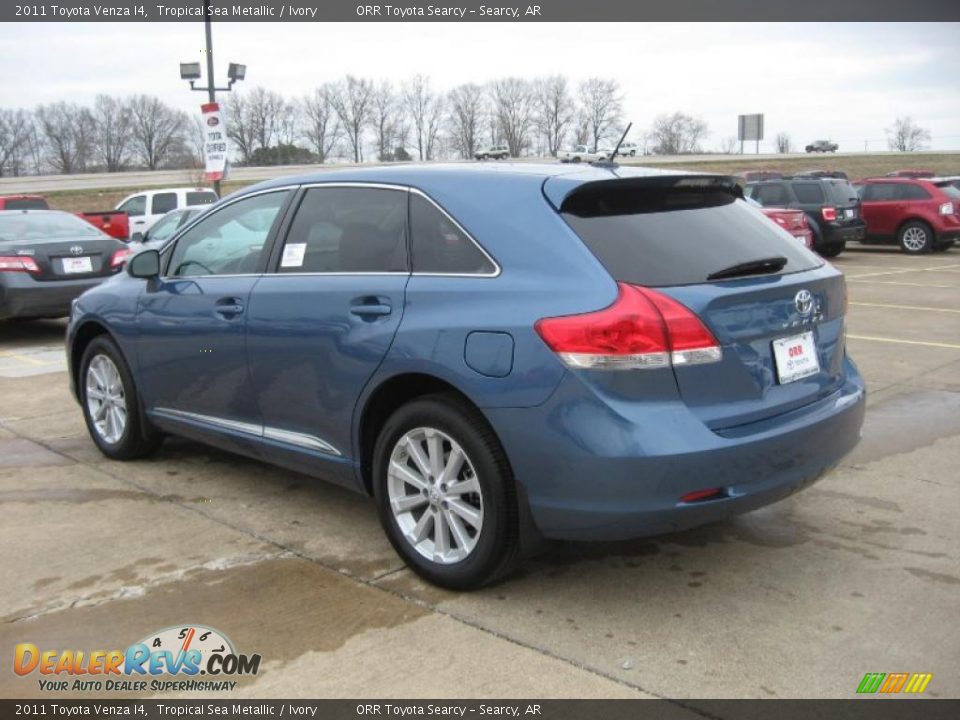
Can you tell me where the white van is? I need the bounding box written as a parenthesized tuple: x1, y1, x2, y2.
(116, 187, 218, 241)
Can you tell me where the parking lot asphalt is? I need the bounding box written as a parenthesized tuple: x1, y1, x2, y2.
(1, 247, 958, 701)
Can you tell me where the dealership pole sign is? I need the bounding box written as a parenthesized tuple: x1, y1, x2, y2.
(201, 102, 228, 182)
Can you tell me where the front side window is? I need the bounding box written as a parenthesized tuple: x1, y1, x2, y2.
(751, 183, 789, 207)
(862, 183, 898, 202)
(119, 195, 146, 217)
(409, 194, 495, 275)
(152, 192, 178, 215)
(166, 191, 289, 277)
(277, 187, 408, 273)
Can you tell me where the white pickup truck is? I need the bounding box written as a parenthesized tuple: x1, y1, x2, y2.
(559, 145, 611, 163)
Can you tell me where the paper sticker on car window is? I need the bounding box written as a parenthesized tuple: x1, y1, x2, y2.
(281, 243, 306, 268)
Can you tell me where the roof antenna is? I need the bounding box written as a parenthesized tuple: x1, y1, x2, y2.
(592, 122, 632, 170)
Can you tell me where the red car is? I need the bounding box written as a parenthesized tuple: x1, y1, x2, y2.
(855, 178, 960, 253)
(746, 197, 814, 248)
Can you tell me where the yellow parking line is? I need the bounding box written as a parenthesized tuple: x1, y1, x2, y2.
(846, 280, 958, 289)
(850, 302, 960, 314)
(847, 334, 960, 350)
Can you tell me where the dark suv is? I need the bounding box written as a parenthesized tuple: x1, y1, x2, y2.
(745, 177, 866, 257)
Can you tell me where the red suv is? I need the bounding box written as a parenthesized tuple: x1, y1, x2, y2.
(855, 178, 960, 253)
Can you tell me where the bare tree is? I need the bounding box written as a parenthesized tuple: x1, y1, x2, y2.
(92, 95, 132, 172)
(225, 87, 290, 163)
(36, 102, 82, 173)
(649, 112, 709, 155)
(402, 75, 444, 161)
(775, 132, 792, 154)
(717, 136, 738, 154)
(490, 78, 536, 158)
(129, 95, 186, 170)
(534, 75, 575, 157)
(886, 116, 931, 152)
(0, 108, 31, 176)
(578, 78, 623, 151)
(447, 83, 485, 159)
(369, 81, 398, 161)
(301, 84, 341, 163)
(331, 75, 374, 163)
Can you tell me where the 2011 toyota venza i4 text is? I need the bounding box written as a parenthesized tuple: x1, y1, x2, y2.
(67, 164, 866, 589)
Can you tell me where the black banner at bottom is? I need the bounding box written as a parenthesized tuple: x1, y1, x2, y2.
(1, 700, 958, 720)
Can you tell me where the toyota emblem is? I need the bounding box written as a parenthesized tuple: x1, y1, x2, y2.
(70, 245, 84, 256)
(794, 289, 814, 316)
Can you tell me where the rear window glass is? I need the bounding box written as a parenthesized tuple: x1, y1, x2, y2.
(186, 191, 217, 206)
(792, 183, 825, 204)
(0, 212, 103, 242)
(561, 185, 821, 287)
(824, 180, 859, 204)
(3, 197, 48, 210)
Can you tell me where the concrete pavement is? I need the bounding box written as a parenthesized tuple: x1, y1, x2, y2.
(1, 246, 958, 701)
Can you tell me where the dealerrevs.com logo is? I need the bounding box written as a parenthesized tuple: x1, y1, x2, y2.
(13, 625, 261, 693)
(856, 672, 933, 695)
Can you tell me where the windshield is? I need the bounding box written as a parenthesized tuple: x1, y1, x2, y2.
(0, 212, 104, 242)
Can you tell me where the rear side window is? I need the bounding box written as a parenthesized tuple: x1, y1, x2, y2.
(561, 184, 821, 287)
(186, 191, 218, 206)
(792, 183, 825, 204)
(750, 183, 790, 207)
(3, 197, 48, 210)
(410, 194, 496, 275)
(152, 192, 177, 215)
(899, 184, 932, 200)
(278, 187, 407, 273)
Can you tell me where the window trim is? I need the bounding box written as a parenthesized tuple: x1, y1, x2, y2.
(268, 182, 501, 279)
(159, 186, 296, 279)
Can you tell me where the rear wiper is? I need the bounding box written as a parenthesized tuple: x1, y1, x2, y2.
(707, 255, 787, 281)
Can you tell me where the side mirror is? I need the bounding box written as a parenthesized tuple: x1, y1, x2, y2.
(128, 249, 160, 278)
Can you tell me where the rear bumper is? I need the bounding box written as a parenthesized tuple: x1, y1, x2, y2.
(822, 222, 866, 245)
(0, 275, 104, 321)
(486, 357, 866, 541)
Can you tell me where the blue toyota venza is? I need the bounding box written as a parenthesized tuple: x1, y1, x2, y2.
(67, 164, 866, 589)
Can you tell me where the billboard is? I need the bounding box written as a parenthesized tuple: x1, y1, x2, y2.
(738, 113, 764, 142)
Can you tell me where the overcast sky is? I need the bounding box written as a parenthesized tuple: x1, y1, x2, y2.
(2, 21, 958, 152)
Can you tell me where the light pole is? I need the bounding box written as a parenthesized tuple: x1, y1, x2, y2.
(179, 0, 246, 196)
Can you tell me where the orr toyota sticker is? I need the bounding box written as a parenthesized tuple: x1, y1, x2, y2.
(13, 625, 261, 693)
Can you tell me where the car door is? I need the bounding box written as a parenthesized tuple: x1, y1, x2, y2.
(117, 194, 148, 240)
(136, 189, 294, 448)
(245, 184, 410, 486)
(859, 183, 900, 237)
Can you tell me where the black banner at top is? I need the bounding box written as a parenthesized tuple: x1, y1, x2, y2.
(3, 0, 960, 22)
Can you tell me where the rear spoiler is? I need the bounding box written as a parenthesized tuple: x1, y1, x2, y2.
(547, 174, 742, 216)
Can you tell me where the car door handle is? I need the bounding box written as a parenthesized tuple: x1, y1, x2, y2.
(214, 298, 244, 318)
(350, 301, 392, 318)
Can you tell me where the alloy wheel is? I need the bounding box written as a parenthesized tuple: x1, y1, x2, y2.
(85, 354, 127, 444)
(387, 427, 484, 564)
(902, 226, 928, 252)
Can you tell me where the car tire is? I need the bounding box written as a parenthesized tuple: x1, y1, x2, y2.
(373, 393, 520, 590)
(819, 242, 846, 258)
(572, 156, 581, 163)
(898, 221, 934, 254)
(481, 154, 489, 161)
(80, 336, 162, 460)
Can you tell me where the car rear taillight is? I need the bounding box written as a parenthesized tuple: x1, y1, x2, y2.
(110, 248, 133, 268)
(939, 202, 955, 216)
(535, 283, 722, 371)
(0, 256, 40, 273)
(821, 207, 837, 221)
